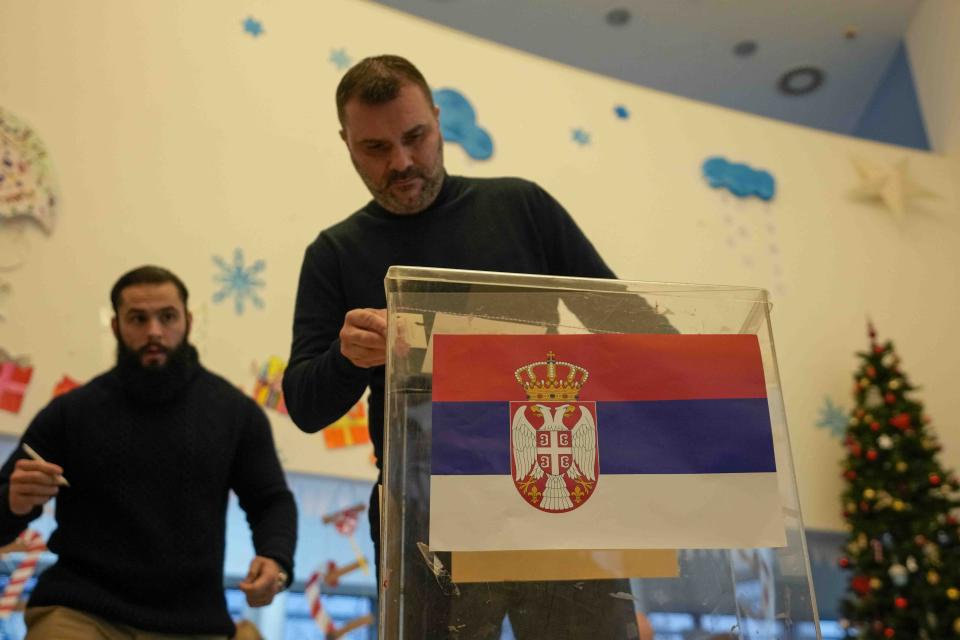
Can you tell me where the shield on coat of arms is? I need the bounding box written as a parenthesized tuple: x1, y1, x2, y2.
(509, 351, 599, 513)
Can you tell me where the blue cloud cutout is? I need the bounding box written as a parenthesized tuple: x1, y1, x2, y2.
(432, 88, 493, 161)
(702, 156, 776, 201)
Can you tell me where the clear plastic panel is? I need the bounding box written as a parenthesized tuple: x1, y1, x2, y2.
(381, 266, 820, 640)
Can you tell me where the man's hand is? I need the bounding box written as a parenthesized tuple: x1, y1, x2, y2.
(239, 555, 287, 608)
(8, 459, 62, 516)
(340, 308, 387, 368)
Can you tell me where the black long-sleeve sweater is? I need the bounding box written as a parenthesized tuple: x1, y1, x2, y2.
(283, 174, 674, 470)
(0, 351, 297, 636)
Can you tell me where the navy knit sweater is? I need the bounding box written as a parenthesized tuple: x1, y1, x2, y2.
(0, 349, 297, 635)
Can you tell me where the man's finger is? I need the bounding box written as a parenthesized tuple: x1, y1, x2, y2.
(348, 308, 387, 335)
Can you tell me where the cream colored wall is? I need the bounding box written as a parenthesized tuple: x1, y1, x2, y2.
(1, 0, 958, 527)
(907, 0, 960, 155)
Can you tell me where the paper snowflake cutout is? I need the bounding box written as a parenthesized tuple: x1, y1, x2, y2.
(243, 17, 264, 37)
(571, 128, 591, 146)
(329, 48, 352, 70)
(816, 396, 847, 439)
(212, 248, 265, 315)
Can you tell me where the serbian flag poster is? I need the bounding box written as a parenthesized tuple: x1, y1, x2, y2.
(429, 334, 786, 552)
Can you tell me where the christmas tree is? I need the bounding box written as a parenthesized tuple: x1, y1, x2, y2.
(839, 324, 960, 638)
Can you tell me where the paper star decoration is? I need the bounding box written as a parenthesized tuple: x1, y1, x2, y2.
(850, 157, 938, 220)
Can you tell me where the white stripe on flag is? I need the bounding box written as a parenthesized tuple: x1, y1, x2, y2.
(430, 472, 785, 552)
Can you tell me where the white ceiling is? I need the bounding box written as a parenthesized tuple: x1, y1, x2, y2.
(371, 0, 926, 135)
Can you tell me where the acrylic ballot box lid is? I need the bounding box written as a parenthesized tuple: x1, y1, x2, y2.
(380, 266, 820, 640)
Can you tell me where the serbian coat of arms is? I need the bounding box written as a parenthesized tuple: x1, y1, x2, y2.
(510, 351, 598, 513)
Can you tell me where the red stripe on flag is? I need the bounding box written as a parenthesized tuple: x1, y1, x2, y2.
(432, 334, 767, 402)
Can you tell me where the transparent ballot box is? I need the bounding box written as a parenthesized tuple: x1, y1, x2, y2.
(380, 266, 820, 640)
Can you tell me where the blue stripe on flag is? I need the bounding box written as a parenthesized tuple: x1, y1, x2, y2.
(432, 399, 775, 475)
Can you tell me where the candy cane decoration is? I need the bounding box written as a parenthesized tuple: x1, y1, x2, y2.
(0, 529, 46, 619)
(321, 504, 370, 575)
(305, 571, 334, 636)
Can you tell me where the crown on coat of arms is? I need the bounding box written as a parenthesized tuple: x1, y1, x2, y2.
(514, 351, 589, 401)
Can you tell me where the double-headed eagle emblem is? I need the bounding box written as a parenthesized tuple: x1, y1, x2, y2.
(510, 351, 598, 513)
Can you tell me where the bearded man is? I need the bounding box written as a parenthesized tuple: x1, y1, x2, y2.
(0, 265, 297, 639)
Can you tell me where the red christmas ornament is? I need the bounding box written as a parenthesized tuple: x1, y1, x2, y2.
(866, 449, 878, 461)
(851, 575, 871, 595)
(860, 501, 870, 512)
(883, 628, 895, 638)
(947, 515, 958, 527)
(885, 392, 896, 404)
(866, 366, 877, 378)
(839, 557, 851, 569)
(870, 421, 881, 431)
(873, 345, 885, 355)
(929, 474, 941, 486)
(850, 442, 863, 457)
(894, 596, 908, 609)
(844, 470, 857, 480)
(890, 413, 911, 430)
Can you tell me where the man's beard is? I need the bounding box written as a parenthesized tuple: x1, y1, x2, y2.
(115, 338, 198, 404)
(358, 139, 444, 214)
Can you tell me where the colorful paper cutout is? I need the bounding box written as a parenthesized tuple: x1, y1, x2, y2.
(433, 89, 494, 160)
(0, 529, 46, 619)
(0, 106, 58, 233)
(212, 248, 265, 315)
(0, 350, 32, 414)
(702, 156, 776, 201)
(322, 402, 369, 449)
(251, 356, 287, 415)
(52, 375, 82, 399)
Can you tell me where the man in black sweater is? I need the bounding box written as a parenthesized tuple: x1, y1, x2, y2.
(0, 266, 297, 639)
(283, 55, 671, 639)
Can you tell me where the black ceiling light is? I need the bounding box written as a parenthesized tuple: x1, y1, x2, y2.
(777, 66, 825, 96)
(606, 8, 631, 27)
(733, 40, 757, 57)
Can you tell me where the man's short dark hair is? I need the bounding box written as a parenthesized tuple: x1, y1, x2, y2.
(110, 265, 189, 313)
(336, 54, 434, 126)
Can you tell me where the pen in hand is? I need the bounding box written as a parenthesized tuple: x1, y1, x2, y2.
(21, 443, 70, 488)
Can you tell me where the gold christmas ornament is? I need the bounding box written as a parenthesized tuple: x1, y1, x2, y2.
(895, 461, 908, 473)
(863, 488, 877, 500)
(927, 570, 940, 585)
(870, 577, 883, 590)
(947, 587, 960, 600)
